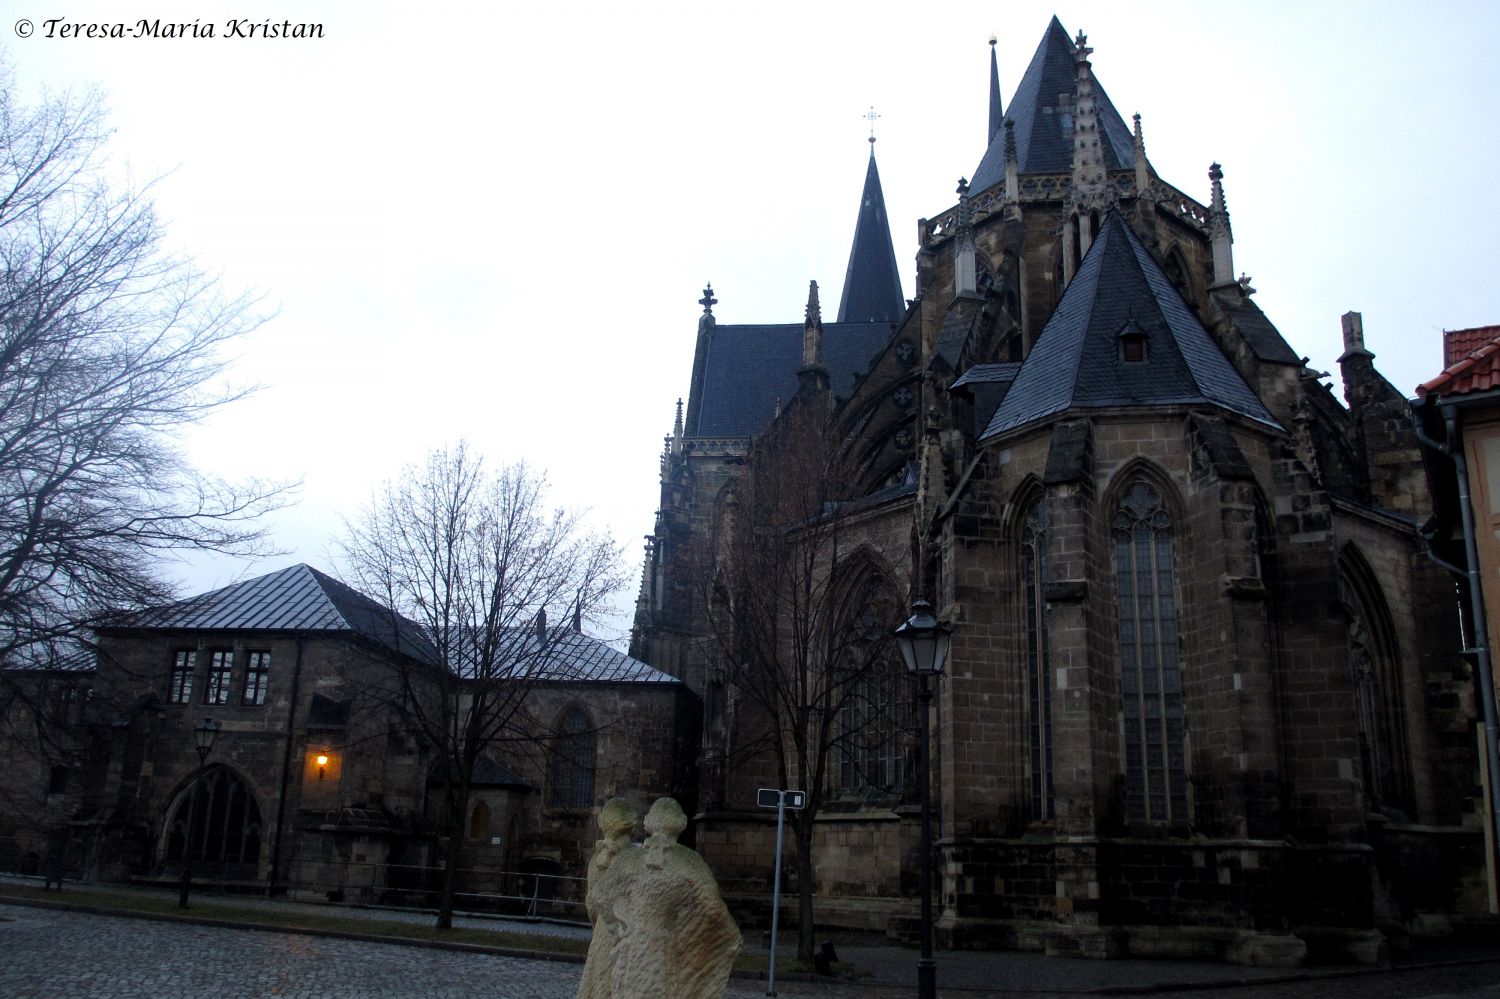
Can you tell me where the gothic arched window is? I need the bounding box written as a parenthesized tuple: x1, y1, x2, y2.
(834, 576, 905, 799)
(164, 766, 263, 869)
(469, 800, 492, 841)
(549, 707, 596, 809)
(1021, 498, 1054, 821)
(1338, 548, 1411, 814)
(1113, 480, 1188, 824)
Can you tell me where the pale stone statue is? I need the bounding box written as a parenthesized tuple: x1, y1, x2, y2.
(577, 797, 741, 999)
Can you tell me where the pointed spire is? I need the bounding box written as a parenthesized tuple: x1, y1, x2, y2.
(955, 178, 978, 298)
(1132, 113, 1150, 195)
(1003, 118, 1019, 202)
(803, 280, 824, 368)
(673, 398, 684, 438)
(837, 140, 905, 324)
(683, 284, 717, 441)
(1070, 28, 1106, 205)
(1208, 162, 1235, 287)
(988, 36, 1004, 145)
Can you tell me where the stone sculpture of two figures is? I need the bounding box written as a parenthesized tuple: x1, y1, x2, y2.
(577, 797, 742, 999)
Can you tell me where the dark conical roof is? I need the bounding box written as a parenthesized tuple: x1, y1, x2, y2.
(971, 17, 1135, 195)
(980, 213, 1280, 440)
(837, 148, 905, 324)
(988, 40, 1004, 145)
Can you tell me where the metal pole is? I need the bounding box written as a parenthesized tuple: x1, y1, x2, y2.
(178, 753, 208, 908)
(767, 793, 786, 997)
(917, 673, 937, 999)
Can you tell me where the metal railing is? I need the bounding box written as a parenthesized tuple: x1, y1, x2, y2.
(277, 857, 587, 921)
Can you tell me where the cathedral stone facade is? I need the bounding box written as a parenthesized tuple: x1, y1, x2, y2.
(631, 18, 1488, 963)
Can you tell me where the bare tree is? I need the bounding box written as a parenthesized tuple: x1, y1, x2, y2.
(698, 399, 909, 964)
(336, 442, 623, 929)
(0, 71, 285, 721)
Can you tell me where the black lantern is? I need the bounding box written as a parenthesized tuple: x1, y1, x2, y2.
(193, 717, 221, 763)
(894, 599, 951, 677)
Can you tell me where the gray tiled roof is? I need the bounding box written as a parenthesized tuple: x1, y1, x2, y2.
(1222, 299, 1302, 365)
(836, 150, 906, 325)
(971, 16, 1135, 196)
(981, 212, 1281, 441)
(693, 322, 895, 437)
(951, 363, 1023, 389)
(106, 563, 439, 664)
(489, 628, 678, 684)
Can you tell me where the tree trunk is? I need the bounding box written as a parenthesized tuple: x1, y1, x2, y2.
(436, 786, 470, 930)
(795, 814, 816, 964)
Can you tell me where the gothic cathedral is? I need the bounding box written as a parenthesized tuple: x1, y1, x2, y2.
(631, 18, 1485, 963)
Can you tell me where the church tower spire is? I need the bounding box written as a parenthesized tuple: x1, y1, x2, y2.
(988, 36, 1004, 145)
(1208, 162, 1235, 288)
(837, 125, 906, 325)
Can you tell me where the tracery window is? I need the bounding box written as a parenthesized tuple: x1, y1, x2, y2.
(469, 800, 492, 840)
(1338, 549, 1411, 813)
(1021, 499, 1054, 821)
(549, 707, 595, 809)
(834, 577, 904, 798)
(204, 649, 233, 706)
(168, 650, 195, 704)
(164, 766, 263, 868)
(1113, 480, 1187, 824)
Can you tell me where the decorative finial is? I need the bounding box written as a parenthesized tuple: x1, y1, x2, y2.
(989, 35, 997, 47)
(865, 106, 880, 145)
(699, 284, 717, 313)
(956, 176, 970, 197)
(1004, 119, 1017, 160)
(805, 280, 822, 325)
(1074, 29, 1092, 62)
(1133, 113, 1144, 146)
(673, 398, 684, 438)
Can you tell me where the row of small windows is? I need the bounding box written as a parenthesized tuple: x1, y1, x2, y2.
(168, 648, 271, 707)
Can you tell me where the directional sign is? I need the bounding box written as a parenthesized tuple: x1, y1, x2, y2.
(756, 788, 806, 810)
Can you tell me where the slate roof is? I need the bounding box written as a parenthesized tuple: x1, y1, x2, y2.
(472, 628, 678, 684)
(971, 17, 1136, 196)
(692, 322, 894, 437)
(430, 755, 531, 789)
(981, 212, 1281, 440)
(1221, 299, 1302, 365)
(837, 150, 906, 325)
(1417, 327, 1500, 398)
(103, 564, 676, 686)
(105, 563, 439, 665)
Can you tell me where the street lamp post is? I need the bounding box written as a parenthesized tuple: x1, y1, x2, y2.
(895, 599, 951, 999)
(178, 716, 221, 909)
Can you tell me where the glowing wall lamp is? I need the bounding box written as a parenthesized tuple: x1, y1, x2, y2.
(315, 754, 329, 780)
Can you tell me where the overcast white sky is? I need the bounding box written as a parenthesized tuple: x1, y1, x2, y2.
(8, 0, 1499, 644)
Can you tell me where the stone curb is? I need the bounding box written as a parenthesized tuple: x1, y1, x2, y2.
(0, 893, 585, 966)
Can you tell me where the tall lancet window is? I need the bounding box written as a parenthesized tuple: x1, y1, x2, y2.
(1113, 480, 1187, 824)
(1337, 549, 1411, 814)
(1021, 499, 1054, 821)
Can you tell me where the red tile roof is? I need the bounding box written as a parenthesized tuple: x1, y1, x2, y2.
(1418, 326, 1500, 398)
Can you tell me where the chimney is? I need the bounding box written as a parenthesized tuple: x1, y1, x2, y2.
(1340, 311, 1371, 361)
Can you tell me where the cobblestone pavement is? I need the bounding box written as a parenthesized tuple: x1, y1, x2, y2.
(0, 903, 863, 999)
(3, 901, 1499, 998)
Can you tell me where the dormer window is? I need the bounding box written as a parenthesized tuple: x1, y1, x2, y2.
(1117, 318, 1149, 363)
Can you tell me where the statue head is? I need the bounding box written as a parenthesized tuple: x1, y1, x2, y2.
(598, 797, 636, 839)
(644, 797, 687, 843)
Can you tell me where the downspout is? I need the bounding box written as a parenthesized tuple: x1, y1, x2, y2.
(268, 634, 307, 894)
(1441, 405, 1500, 910)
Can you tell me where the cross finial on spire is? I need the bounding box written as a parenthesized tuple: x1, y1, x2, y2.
(865, 106, 881, 145)
(1074, 29, 1092, 63)
(699, 284, 717, 313)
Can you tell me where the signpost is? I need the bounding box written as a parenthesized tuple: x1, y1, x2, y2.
(756, 788, 805, 997)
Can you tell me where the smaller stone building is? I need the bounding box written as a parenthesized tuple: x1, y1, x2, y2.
(0, 563, 690, 911)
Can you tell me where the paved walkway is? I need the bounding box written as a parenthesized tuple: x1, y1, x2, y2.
(3, 874, 1500, 997)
